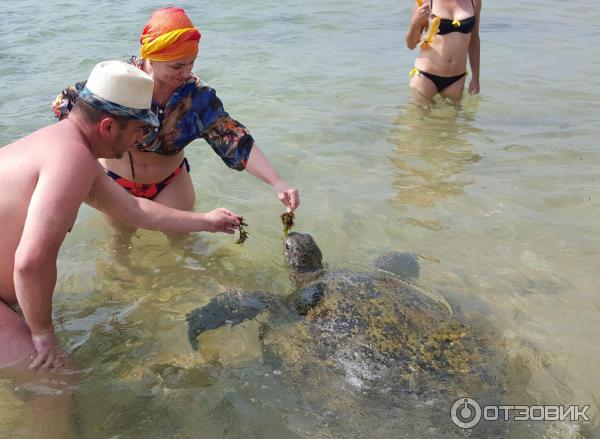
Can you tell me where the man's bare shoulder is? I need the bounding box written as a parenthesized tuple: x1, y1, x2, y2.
(31, 122, 103, 177)
(0, 122, 103, 184)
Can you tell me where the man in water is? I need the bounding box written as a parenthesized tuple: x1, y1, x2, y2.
(0, 60, 240, 436)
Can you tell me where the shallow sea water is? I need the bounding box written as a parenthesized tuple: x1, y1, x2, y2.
(1, 0, 599, 437)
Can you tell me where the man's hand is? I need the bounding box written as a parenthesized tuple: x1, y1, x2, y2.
(204, 208, 241, 234)
(29, 330, 65, 372)
(273, 181, 300, 213)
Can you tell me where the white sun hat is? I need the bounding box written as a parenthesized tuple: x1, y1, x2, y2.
(78, 60, 159, 127)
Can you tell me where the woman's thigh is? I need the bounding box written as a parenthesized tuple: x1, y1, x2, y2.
(409, 74, 438, 103)
(154, 167, 196, 211)
(440, 76, 466, 102)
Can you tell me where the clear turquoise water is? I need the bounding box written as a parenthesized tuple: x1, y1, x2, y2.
(1, 0, 599, 437)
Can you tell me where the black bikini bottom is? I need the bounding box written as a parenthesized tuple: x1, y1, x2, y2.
(419, 70, 466, 93)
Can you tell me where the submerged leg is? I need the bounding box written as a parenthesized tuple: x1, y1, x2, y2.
(186, 290, 275, 350)
(104, 215, 137, 272)
(409, 73, 438, 105)
(153, 163, 196, 244)
(0, 301, 77, 438)
(374, 252, 420, 281)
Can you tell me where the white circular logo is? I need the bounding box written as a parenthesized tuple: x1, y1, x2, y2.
(451, 397, 482, 429)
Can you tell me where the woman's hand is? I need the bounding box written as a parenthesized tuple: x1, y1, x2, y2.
(411, 3, 431, 27)
(29, 329, 65, 372)
(273, 181, 300, 213)
(407, 1, 430, 48)
(468, 78, 480, 94)
(204, 208, 241, 234)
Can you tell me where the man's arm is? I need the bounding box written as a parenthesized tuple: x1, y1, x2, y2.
(14, 150, 97, 371)
(86, 171, 240, 234)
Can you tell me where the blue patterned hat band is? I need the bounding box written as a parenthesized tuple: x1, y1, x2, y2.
(79, 87, 159, 127)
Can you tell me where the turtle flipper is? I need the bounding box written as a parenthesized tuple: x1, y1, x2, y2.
(374, 252, 420, 281)
(186, 290, 274, 350)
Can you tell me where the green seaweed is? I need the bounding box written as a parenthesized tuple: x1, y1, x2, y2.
(236, 216, 249, 244)
(281, 212, 295, 236)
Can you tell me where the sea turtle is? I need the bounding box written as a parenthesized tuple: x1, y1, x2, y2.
(186, 232, 506, 412)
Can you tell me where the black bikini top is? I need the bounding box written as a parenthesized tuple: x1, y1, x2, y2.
(432, 0, 476, 35)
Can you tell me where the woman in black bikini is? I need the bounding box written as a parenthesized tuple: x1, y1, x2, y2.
(406, 0, 481, 103)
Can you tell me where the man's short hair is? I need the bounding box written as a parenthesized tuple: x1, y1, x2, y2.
(72, 99, 131, 128)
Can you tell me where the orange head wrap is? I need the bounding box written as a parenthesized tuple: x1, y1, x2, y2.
(140, 7, 201, 61)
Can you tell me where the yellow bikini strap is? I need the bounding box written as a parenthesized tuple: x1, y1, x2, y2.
(409, 67, 420, 77)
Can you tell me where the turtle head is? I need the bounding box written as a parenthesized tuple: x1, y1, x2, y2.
(283, 232, 323, 273)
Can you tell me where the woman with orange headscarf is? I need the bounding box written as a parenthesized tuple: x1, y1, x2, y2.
(53, 7, 299, 231)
